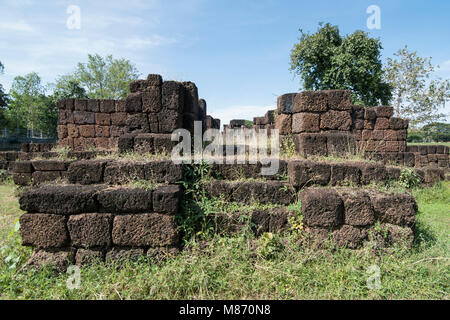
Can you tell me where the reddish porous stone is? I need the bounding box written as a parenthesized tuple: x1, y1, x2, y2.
(277, 93, 296, 114)
(75, 248, 104, 265)
(142, 86, 162, 113)
(67, 213, 112, 247)
(98, 187, 153, 213)
(126, 113, 150, 134)
(112, 214, 179, 247)
(288, 159, 331, 187)
(325, 90, 352, 110)
(329, 162, 361, 186)
(23, 249, 74, 271)
(374, 106, 394, 118)
(332, 225, 368, 248)
(162, 81, 184, 112)
(340, 189, 375, 226)
(299, 188, 344, 228)
(320, 110, 352, 131)
(126, 92, 143, 113)
(20, 214, 68, 248)
(370, 192, 417, 227)
(152, 185, 181, 214)
(292, 91, 328, 112)
(292, 113, 320, 133)
(67, 160, 108, 184)
(293, 133, 328, 157)
(274, 114, 292, 135)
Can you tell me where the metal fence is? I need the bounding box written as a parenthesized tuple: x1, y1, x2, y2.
(0, 128, 57, 151)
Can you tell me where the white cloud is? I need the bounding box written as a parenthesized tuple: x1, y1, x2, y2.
(124, 35, 176, 49)
(0, 20, 36, 33)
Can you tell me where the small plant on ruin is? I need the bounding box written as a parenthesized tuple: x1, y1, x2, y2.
(280, 135, 296, 158)
(287, 201, 304, 233)
(398, 168, 421, 189)
(257, 232, 283, 259)
(52, 146, 72, 160)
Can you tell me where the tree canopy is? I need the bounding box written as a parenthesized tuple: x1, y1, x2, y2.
(290, 23, 391, 106)
(384, 46, 450, 128)
(6, 72, 57, 135)
(72, 54, 140, 99)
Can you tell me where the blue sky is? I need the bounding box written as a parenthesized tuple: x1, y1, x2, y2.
(1, 0, 449, 125)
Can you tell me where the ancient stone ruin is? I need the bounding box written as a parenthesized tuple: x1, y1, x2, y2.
(0, 74, 448, 270)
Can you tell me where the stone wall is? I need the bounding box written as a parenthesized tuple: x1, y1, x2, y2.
(19, 184, 181, 268)
(406, 145, 449, 168)
(273, 90, 409, 157)
(57, 74, 218, 152)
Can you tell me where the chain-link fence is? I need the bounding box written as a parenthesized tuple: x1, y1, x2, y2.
(0, 128, 57, 151)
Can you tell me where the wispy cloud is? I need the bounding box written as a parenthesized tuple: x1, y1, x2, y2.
(0, 20, 36, 34)
(124, 35, 176, 49)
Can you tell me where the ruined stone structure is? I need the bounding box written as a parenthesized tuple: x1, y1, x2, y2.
(57, 74, 220, 152)
(2, 77, 448, 271)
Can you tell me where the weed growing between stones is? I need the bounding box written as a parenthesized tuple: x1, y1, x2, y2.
(280, 135, 296, 158)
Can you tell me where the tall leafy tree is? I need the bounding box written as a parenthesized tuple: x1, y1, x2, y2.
(290, 23, 391, 106)
(384, 46, 450, 128)
(0, 61, 10, 127)
(7, 73, 57, 136)
(74, 54, 140, 99)
(51, 74, 88, 103)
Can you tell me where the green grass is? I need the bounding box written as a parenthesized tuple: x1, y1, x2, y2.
(408, 142, 450, 147)
(0, 181, 448, 299)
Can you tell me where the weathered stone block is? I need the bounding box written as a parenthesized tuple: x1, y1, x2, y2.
(292, 113, 320, 133)
(112, 214, 179, 247)
(126, 113, 150, 134)
(98, 187, 153, 213)
(79, 125, 96, 138)
(126, 92, 143, 113)
(73, 111, 95, 125)
(320, 110, 352, 131)
(99, 100, 115, 113)
(371, 192, 417, 227)
(142, 86, 162, 113)
(95, 113, 111, 126)
(153, 185, 181, 214)
(67, 160, 108, 184)
(340, 189, 375, 226)
(299, 188, 344, 227)
(20, 214, 68, 248)
(162, 81, 184, 112)
(277, 93, 296, 114)
(293, 133, 328, 157)
(67, 213, 112, 247)
(293, 91, 328, 113)
(288, 160, 331, 187)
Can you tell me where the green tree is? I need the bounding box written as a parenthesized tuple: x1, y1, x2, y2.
(384, 46, 450, 128)
(0, 61, 10, 127)
(6, 73, 57, 136)
(73, 54, 140, 99)
(290, 23, 391, 106)
(51, 74, 88, 103)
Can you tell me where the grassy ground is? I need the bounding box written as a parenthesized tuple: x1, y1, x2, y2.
(0, 180, 448, 300)
(408, 142, 450, 147)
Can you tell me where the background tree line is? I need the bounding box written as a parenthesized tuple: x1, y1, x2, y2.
(290, 23, 450, 139)
(0, 54, 139, 137)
